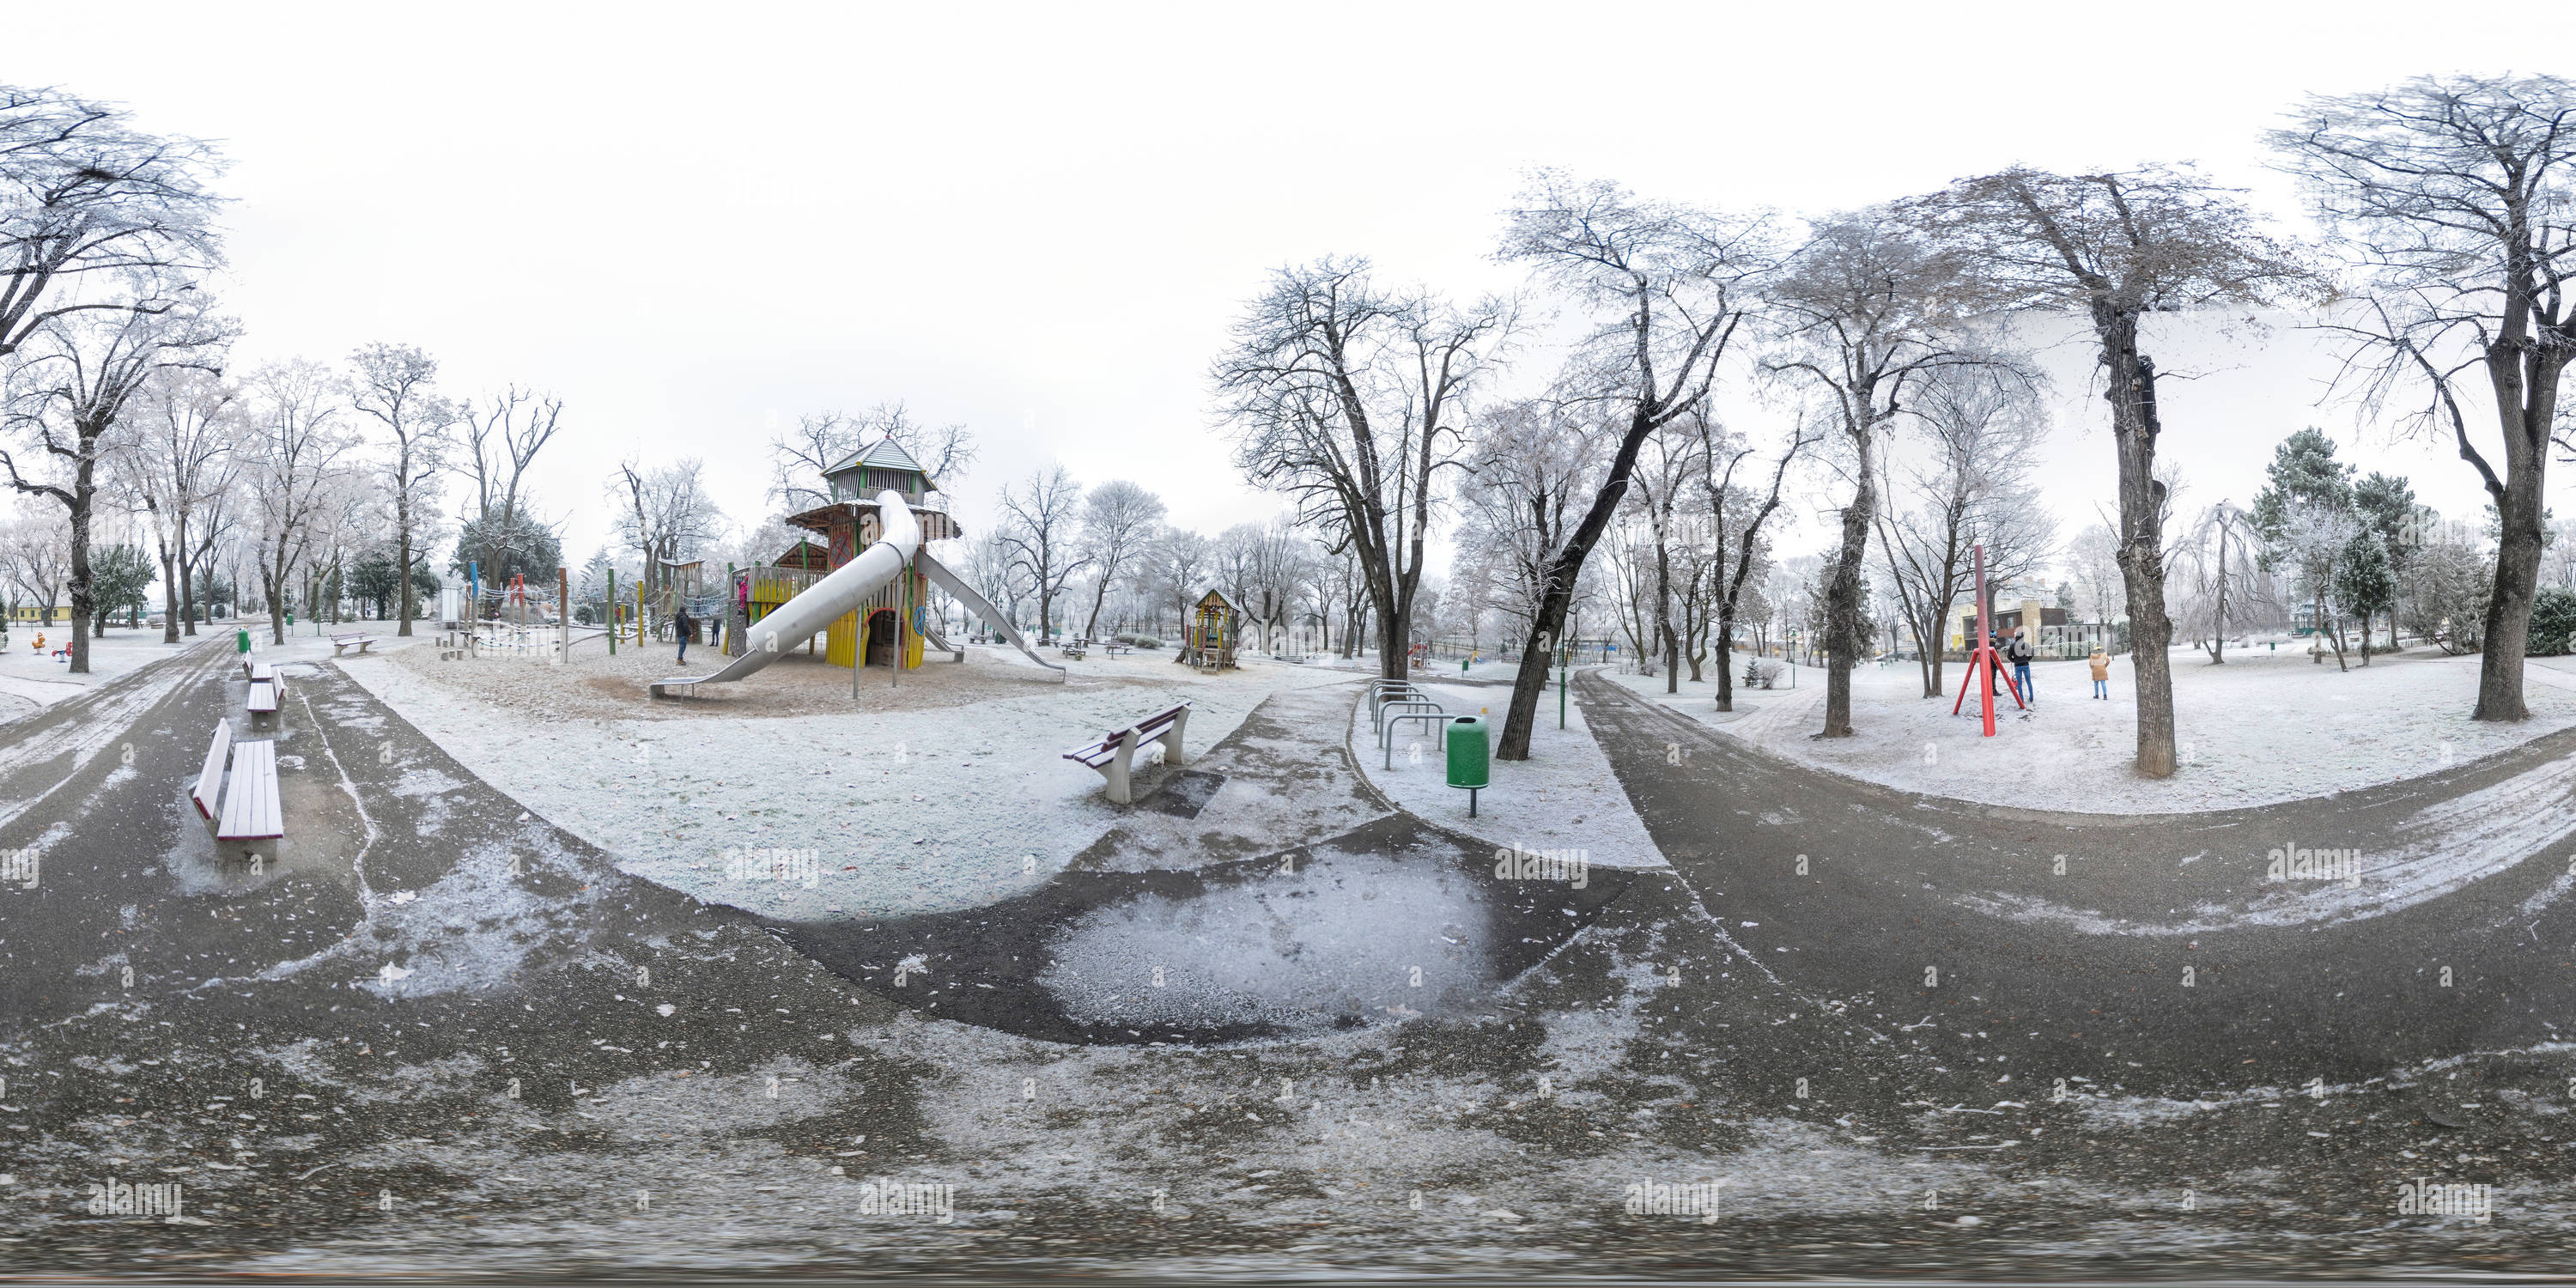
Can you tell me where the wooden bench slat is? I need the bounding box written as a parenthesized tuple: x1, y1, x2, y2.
(246, 678, 279, 714)
(191, 720, 233, 820)
(216, 738, 283, 841)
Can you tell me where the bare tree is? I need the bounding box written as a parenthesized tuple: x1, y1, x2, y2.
(0, 503, 68, 623)
(1491, 172, 1775, 758)
(1215, 257, 1511, 683)
(996, 465, 1091, 641)
(2171, 501, 2272, 662)
(244, 360, 354, 645)
(0, 289, 231, 670)
(1698, 408, 1814, 713)
(610, 457, 723, 623)
(1078, 479, 1165, 641)
(1913, 165, 2310, 775)
(109, 368, 235, 642)
(455, 386, 562, 595)
(769, 403, 978, 512)
(1454, 397, 1607, 659)
(0, 87, 224, 364)
(1874, 365, 2052, 698)
(1148, 527, 1215, 641)
(2271, 74, 2576, 720)
(1764, 210, 2000, 736)
(346, 343, 455, 635)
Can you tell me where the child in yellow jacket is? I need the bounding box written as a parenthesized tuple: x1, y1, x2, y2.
(2088, 647, 2110, 699)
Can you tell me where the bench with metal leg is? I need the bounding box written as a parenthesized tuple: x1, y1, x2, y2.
(1061, 702, 1192, 805)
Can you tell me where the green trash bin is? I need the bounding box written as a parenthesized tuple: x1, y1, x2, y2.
(1446, 714, 1490, 817)
(236, 628, 251, 654)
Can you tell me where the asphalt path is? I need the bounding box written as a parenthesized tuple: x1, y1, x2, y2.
(3, 644, 2571, 1275)
(1574, 667, 2576, 1097)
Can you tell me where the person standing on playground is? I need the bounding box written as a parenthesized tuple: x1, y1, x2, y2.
(2088, 646, 2110, 699)
(2007, 626, 2036, 704)
(673, 604, 695, 664)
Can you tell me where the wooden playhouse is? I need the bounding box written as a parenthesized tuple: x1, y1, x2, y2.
(730, 438, 964, 670)
(1185, 588, 1244, 672)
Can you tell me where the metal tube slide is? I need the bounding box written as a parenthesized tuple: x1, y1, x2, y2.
(914, 548, 1066, 677)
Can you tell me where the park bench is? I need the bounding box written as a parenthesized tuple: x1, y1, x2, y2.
(1061, 702, 1191, 805)
(1104, 642, 1133, 658)
(191, 720, 283, 842)
(330, 632, 380, 658)
(1060, 641, 1087, 660)
(246, 678, 280, 716)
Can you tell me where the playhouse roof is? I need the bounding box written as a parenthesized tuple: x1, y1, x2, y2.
(773, 538, 832, 569)
(1194, 587, 1248, 617)
(823, 436, 927, 479)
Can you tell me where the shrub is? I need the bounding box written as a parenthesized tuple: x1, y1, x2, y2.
(2530, 586, 2576, 657)
(1133, 636, 1161, 649)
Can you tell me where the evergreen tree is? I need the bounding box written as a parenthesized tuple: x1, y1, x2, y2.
(2253, 428, 2357, 664)
(2334, 532, 2396, 665)
(2351, 472, 2418, 650)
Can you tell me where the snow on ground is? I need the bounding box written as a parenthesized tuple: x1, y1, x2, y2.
(337, 643, 1358, 921)
(1604, 645, 2576, 814)
(0, 622, 229, 719)
(1352, 677, 1668, 869)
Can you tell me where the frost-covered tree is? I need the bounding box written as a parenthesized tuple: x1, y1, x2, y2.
(2253, 428, 2358, 668)
(1874, 365, 2052, 697)
(1915, 165, 2312, 776)
(2335, 529, 2397, 664)
(1077, 480, 1165, 641)
(345, 343, 456, 635)
(1215, 257, 1510, 684)
(2274, 74, 2576, 720)
(2403, 538, 2492, 654)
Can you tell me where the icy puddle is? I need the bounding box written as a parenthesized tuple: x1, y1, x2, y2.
(768, 812, 1634, 1045)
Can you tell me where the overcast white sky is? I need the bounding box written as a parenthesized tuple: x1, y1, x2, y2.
(10, 2, 2560, 580)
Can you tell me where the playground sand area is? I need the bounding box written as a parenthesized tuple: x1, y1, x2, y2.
(378, 632, 1105, 720)
(338, 642, 1367, 920)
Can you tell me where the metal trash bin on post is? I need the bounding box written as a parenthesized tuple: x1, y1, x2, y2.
(1446, 714, 1490, 817)
(236, 628, 252, 655)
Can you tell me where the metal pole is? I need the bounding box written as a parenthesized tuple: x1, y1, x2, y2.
(606, 568, 617, 656)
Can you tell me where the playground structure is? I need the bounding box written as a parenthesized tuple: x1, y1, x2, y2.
(1183, 589, 1243, 673)
(1949, 544, 2026, 737)
(652, 437, 1061, 698)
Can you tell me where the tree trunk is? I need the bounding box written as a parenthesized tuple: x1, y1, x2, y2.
(1499, 407, 1662, 759)
(2477, 469, 2545, 720)
(65, 447, 96, 676)
(1713, 617, 1737, 712)
(157, 538, 179, 645)
(2101, 319, 2177, 777)
(1819, 439, 1876, 738)
(177, 515, 197, 635)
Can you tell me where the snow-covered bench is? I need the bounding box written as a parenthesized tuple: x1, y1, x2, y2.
(191, 720, 283, 843)
(330, 633, 379, 657)
(1062, 702, 1190, 805)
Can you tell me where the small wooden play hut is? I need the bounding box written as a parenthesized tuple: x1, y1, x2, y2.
(1186, 588, 1244, 672)
(746, 436, 964, 671)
